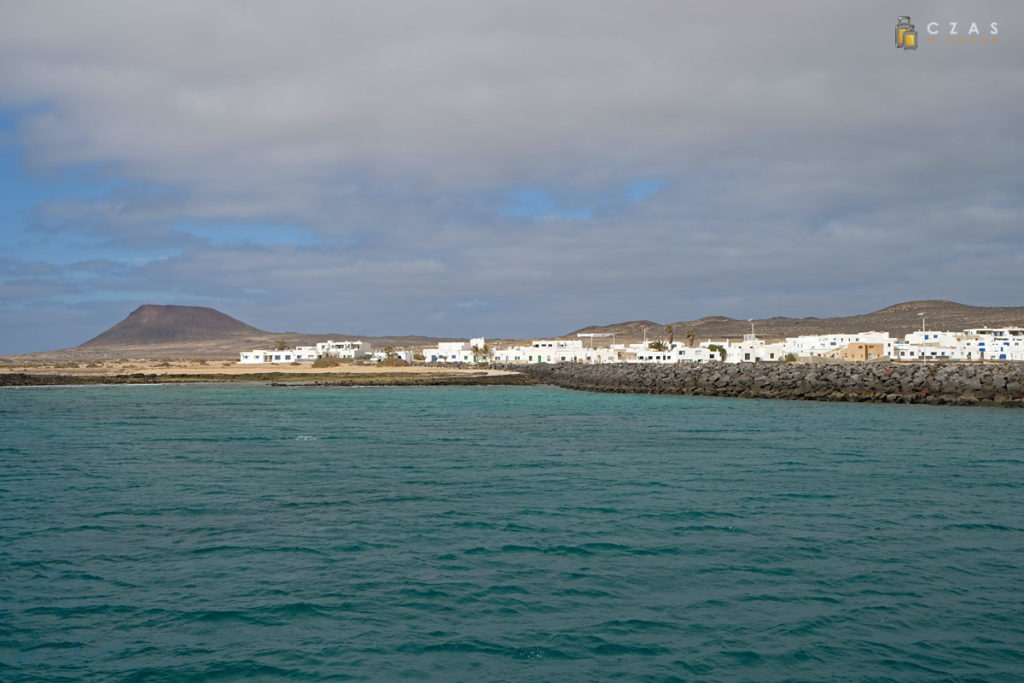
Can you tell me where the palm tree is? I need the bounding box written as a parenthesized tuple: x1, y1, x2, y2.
(648, 340, 667, 351)
(664, 324, 674, 346)
(685, 329, 696, 348)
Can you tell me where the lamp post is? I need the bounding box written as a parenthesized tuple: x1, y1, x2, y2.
(918, 312, 926, 332)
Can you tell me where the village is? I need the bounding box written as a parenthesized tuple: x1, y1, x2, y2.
(239, 325, 1024, 365)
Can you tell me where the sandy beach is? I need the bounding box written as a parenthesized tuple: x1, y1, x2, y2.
(0, 358, 513, 377)
(0, 359, 528, 386)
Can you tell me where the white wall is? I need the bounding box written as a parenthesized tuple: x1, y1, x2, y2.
(317, 340, 372, 359)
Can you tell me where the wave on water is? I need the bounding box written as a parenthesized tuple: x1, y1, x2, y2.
(3, 384, 1023, 680)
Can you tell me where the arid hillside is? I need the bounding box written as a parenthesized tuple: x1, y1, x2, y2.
(5, 300, 1023, 362)
(570, 301, 1024, 343)
(6, 304, 456, 361)
(80, 305, 266, 346)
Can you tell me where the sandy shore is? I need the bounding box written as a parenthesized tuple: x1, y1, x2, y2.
(0, 359, 517, 378)
(0, 359, 535, 386)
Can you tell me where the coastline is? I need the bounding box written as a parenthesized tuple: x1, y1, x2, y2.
(0, 370, 538, 387)
(3, 359, 1022, 407)
(503, 361, 1024, 407)
(0, 358, 532, 387)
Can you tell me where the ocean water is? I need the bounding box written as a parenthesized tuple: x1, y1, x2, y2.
(1, 384, 1023, 681)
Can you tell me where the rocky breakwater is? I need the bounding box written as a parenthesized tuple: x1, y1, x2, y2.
(500, 362, 1024, 407)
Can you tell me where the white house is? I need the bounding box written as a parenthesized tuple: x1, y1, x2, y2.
(293, 346, 318, 361)
(241, 341, 364, 364)
(783, 332, 895, 359)
(718, 335, 787, 363)
(422, 338, 488, 363)
(524, 339, 570, 364)
(892, 331, 960, 361)
(671, 344, 716, 363)
(370, 349, 415, 363)
(239, 349, 299, 364)
(903, 330, 961, 347)
(626, 341, 715, 364)
(892, 329, 1016, 362)
(490, 339, 621, 364)
(490, 344, 532, 363)
(525, 339, 609, 364)
(628, 343, 673, 363)
(316, 340, 372, 360)
(962, 328, 1024, 361)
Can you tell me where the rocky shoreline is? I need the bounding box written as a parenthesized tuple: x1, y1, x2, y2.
(0, 371, 539, 387)
(497, 361, 1024, 407)
(5, 363, 1023, 407)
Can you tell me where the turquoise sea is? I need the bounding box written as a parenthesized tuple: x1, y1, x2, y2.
(2, 384, 1023, 681)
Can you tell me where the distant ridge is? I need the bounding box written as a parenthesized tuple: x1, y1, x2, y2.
(570, 300, 1024, 342)
(13, 299, 1023, 361)
(79, 305, 266, 347)
(50, 304, 455, 360)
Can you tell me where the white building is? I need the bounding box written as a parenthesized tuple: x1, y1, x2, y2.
(525, 339, 609, 364)
(239, 349, 299, 364)
(494, 336, 782, 365)
(892, 328, 1024, 362)
(783, 332, 895, 359)
(370, 349, 415, 363)
(962, 328, 1024, 361)
(892, 330, 959, 361)
(626, 342, 715, 364)
(240, 341, 365, 364)
(239, 325, 1024, 368)
(422, 338, 488, 363)
(719, 335, 787, 363)
(892, 342, 956, 361)
(316, 340, 372, 360)
(293, 346, 318, 361)
(672, 344, 716, 363)
(490, 344, 532, 363)
(903, 331, 960, 347)
(490, 339, 621, 364)
(891, 330, 953, 361)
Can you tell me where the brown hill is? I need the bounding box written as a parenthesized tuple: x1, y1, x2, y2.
(20, 305, 457, 361)
(80, 305, 266, 347)
(10, 299, 1024, 363)
(570, 300, 1024, 343)
(567, 320, 661, 341)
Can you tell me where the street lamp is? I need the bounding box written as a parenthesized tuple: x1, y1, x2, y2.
(918, 312, 926, 332)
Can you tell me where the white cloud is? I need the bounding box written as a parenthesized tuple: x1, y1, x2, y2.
(0, 1, 1022, 352)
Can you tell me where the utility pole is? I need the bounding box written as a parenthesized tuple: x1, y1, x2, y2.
(577, 332, 614, 350)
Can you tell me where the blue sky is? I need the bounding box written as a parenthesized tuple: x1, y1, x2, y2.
(1, 1, 1022, 353)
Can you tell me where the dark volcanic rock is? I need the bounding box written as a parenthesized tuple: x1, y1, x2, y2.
(496, 362, 1024, 408)
(79, 305, 266, 347)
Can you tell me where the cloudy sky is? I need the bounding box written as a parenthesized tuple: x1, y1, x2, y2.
(1, 1, 1021, 353)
